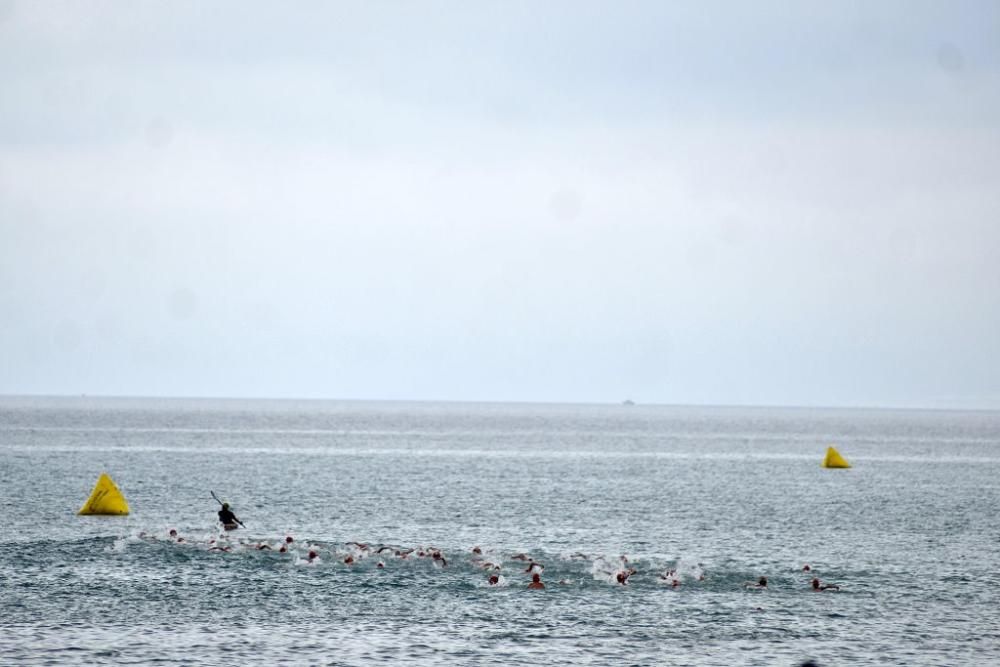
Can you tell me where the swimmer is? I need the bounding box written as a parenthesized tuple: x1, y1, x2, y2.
(527, 573, 545, 590)
(168, 529, 184, 543)
(344, 555, 354, 565)
(511, 553, 531, 561)
(488, 574, 500, 586)
(594, 558, 631, 584)
(746, 576, 768, 589)
(659, 570, 681, 587)
(431, 551, 447, 567)
(802, 564, 811, 572)
(811, 578, 840, 591)
(377, 561, 385, 569)
(472, 546, 483, 555)
(307, 550, 319, 563)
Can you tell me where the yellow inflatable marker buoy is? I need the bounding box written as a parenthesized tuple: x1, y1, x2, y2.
(821, 446, 851, 469)
(78, 473, 130, 515)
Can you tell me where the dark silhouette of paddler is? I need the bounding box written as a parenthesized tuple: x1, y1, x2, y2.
(218, 502, 244, 530)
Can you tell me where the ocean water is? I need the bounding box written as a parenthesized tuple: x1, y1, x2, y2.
(1, 397, 998, 666)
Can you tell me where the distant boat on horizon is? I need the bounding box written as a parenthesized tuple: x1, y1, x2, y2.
(622, 399, 635, 406)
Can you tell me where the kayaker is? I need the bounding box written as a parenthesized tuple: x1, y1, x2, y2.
(218, 502, 243, 530)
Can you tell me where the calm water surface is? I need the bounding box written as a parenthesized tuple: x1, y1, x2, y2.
(1, 397, 999, 666)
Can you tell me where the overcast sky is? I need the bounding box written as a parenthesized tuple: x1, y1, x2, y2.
(1, 1, 998, 408)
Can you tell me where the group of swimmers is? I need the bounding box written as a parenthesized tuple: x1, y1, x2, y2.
(744, 566, 840, 592)
(144, 502, 846, 590)
(151, 516, 841, 593)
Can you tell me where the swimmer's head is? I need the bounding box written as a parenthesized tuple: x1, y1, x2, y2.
(532, 573, 541, 583)
(308, 550, 318, 560)
(811, 578, 820, 589)
(286, 536, 294, 544)
(803, 564, 811, 571)
(169, 529, 177, 537)
(488, 575, 499, 585)
(759, 577, 768, 586)
(222, 503, 229, 509)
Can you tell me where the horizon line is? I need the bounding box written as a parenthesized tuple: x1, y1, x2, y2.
(1, 392, 997, 414)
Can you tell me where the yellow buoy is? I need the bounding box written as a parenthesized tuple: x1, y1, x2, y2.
(821, 446, 851, 469)
(78, 473, 130, 515)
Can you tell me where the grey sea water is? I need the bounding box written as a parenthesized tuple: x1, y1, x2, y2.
(1, 397, 998, 666)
